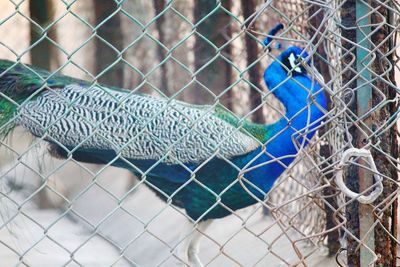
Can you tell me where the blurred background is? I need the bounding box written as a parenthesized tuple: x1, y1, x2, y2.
(2, 0, 395, 266)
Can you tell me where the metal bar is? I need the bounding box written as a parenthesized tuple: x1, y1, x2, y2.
(355, 1, 375, 266)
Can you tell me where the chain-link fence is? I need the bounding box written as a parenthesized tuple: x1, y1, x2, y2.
(0, 0, 399, 266)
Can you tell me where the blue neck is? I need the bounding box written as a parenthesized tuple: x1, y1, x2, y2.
(264, 61, 328, 157)
(237, 61, 328, 198)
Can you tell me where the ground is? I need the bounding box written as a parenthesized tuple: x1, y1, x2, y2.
(0, 129, 337, 266)
(0, 187, 338, 266)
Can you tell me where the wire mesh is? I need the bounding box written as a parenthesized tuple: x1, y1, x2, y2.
(0, 0, 399, 266)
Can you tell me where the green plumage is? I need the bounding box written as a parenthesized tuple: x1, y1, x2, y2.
(214, 106, 271, 142)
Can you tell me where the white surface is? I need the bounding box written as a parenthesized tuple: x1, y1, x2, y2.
(0, 203, 130, 266)
(0, 186, 337, 267)
(0, 130, 336, 266)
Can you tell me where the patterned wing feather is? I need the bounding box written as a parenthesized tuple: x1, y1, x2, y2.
(18, 85, 260, 164)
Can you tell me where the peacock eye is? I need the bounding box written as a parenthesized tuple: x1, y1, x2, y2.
(288, 53, 302, 74)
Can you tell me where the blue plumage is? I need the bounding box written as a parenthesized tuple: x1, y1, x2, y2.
(36, 46, 328, 221)
(263, 23, 284, 50)
(0, 25, 329, 265)
(142, 46, 329, 220)
(0, 29, 328, 222)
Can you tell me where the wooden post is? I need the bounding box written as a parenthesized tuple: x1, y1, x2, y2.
(29, 0, 58, 69)
(340, 1, 359, 264)
(193, 0, 232, 108)
(341, 1, 398, 266)
(94, 0, 124, 88)
(29, 0, 58, 209)
(153, 0, 169, 94)
(370, 2, 398, 266)
(307, 3, 340, 256)
(241, 0, 264, 123)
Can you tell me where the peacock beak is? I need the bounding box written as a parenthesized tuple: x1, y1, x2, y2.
(310, 65, 325, 85)
(299, 57, 325, 85)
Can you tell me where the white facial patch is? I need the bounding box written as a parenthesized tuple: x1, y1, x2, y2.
(288, 53, 302, 73)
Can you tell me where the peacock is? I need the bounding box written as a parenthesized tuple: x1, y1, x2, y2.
(0, 26, 328, 266)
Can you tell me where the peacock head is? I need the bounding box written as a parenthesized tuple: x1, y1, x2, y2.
(261, 24, 328, 116)
(262, 24, 312, 77)
(262, 43, 327, 111)
(277, 46, 310, 76)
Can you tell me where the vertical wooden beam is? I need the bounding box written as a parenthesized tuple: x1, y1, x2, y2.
(307, 4, 340, 256)
(370, 2, 398, 266)
(193, 0, 232, 108)
(342, 1, 398, 266)
(94, 0, 124, 87)
(29, 0, 58, 69)
(340, 0, 359, 264)
(153, 0, 169, 93)
(241, 0, 264, 123)
(29, 0, 58, 209)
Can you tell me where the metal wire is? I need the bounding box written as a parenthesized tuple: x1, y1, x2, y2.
(0, 0, 399, 266)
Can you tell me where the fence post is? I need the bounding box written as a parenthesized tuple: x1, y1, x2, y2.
(369, 2, 398, 266)
(341, 0, 359, 265)
(307, 3, 340, 256)
(341, 0, 374, 265)
(342, 1, 398, 266)
(354, 1, 375, 266)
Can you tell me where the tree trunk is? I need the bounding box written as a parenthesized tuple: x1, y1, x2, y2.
(29, 0, 58, 209)
(193, 0, 232, 109)
(341, 1, 398, 266)
(94, 0, 124, 88)
(241, 0, 264, 123)
(370, 3, 398, 266)
(340, 1, 359, 265)
(29, 0, 58, 69)
(308, 4, 340, 257)
(153, 0, 169, 94)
